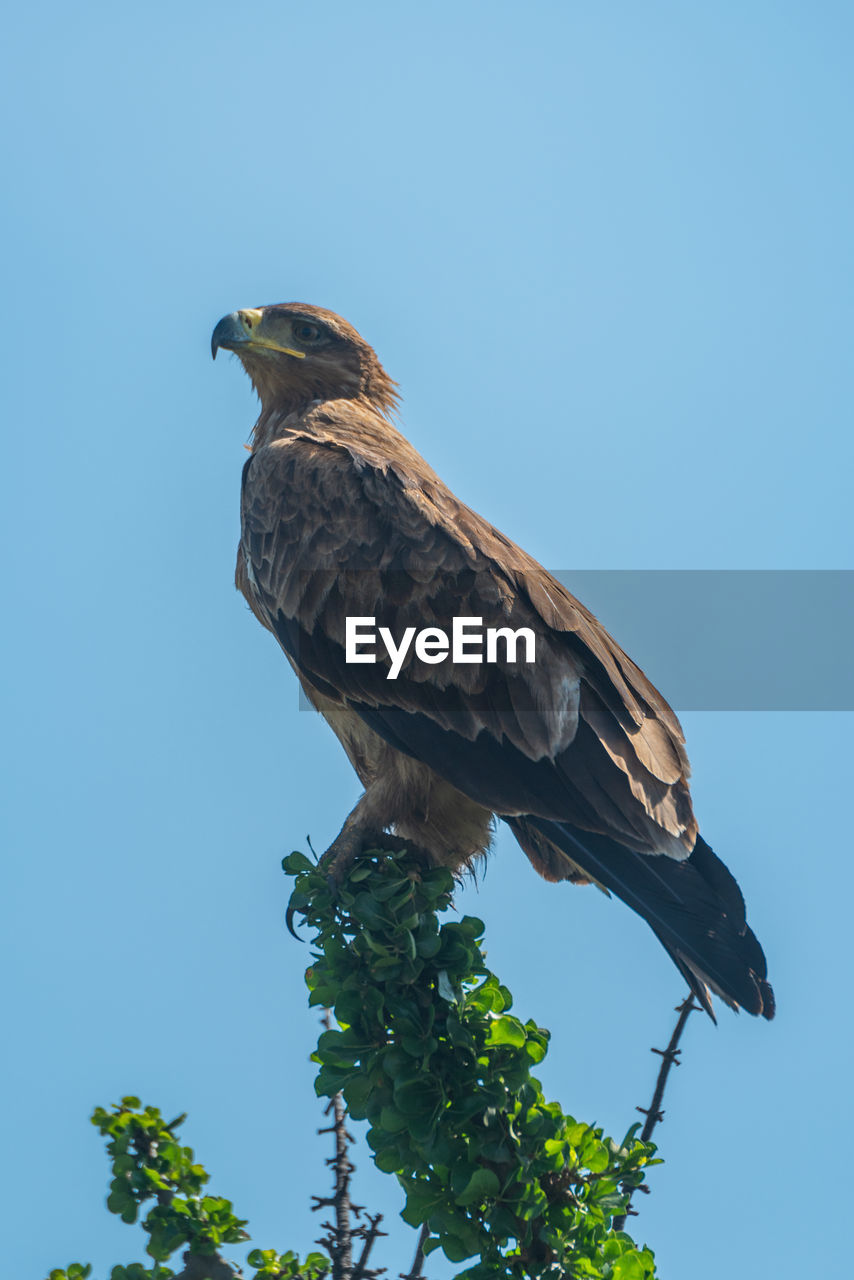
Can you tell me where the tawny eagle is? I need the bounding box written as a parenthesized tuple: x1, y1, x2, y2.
(212, 302, 774, 1021)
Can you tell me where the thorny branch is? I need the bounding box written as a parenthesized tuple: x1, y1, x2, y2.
(313, 1014, 388, 1280)
(612, 993, 699, 1232)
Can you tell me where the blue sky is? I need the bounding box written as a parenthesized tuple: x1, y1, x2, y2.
(2, 3, 852, 1277)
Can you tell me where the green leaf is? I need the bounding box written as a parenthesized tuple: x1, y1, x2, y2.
(485, 1015, 527, 1048)
(441, 1234, 478, 1263)
(583, 1138, 611, 1174)
(303, 1251, 331, 1269)
(371, 875, 411, 900)
(401, 1183, 448, 1226)
(282, 851, 315, 873)
(314, 1063, 358, 1096)
(342, 1072, 374, 1119)
(379, 1105, 408, 1132)
(374, 1143, 405, 1174)
(454, 1167, 500, 1206)
(415, 930, 442, 959)
(612, 1251, 652, 1279)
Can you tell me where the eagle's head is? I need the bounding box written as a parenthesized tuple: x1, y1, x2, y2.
(211, 302, 399, 418)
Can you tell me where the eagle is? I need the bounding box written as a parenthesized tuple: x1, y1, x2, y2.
(212, 302, 774, 1022)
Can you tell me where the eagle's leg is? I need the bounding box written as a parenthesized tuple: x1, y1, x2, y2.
(321, 814, 385, 885)
(320, 796, 434, 884)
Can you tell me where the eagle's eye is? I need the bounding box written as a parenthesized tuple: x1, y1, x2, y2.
(293, 320, 323, 343)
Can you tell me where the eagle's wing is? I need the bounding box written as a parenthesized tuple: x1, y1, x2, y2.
(240, 418, 774, 1019)
(239, 421, 694, 859)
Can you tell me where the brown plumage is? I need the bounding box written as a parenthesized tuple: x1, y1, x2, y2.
(212, 301, 775, 1021)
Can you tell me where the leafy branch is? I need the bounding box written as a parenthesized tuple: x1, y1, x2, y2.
(285, 847, 661, 1279)
(46, 1099, 330, 1280)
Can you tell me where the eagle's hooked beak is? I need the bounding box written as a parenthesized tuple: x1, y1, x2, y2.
(211, 309, 307, 361)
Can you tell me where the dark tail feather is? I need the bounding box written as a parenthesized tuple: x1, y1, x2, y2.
(522, 818, 775, 1020)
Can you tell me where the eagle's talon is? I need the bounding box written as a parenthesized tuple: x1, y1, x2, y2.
(285, 902, 303, 940)
(319, 822, 383, 886)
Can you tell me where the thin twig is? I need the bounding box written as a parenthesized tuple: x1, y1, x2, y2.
(351, 1212, 388, 1280)
(399, 1223, 430, 1280)
(612, 992, 699, 1232)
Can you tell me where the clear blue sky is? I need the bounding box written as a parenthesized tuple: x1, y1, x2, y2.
(2, 3, 852, 1277)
